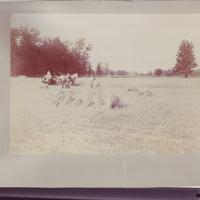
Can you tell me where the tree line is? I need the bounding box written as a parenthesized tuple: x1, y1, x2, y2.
(11, 27, 198, 78)
(94, 62, 128, 77)
(11, 26, 92, 77)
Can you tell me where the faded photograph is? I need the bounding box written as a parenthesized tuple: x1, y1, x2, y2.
(10, 14, 200, 154)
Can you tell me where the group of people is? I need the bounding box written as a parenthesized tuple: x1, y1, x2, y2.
(42, 71, 79, 88)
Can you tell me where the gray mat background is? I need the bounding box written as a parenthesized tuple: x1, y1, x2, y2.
(0, 0, 200, 187)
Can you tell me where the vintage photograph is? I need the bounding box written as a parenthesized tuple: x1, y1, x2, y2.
(10, 14, 200, 154)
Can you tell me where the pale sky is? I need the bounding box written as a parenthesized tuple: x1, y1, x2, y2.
(11, 14, 200, 73)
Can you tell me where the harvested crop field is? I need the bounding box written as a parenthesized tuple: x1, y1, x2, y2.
(10, 77, 200, 154)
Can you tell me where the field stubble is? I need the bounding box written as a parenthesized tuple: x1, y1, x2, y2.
(10, 77, 200, 154)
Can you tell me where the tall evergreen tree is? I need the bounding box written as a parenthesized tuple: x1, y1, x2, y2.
(174, 40, 197, 78)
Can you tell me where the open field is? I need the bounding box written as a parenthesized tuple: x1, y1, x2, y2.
(10, 77, 200, 154)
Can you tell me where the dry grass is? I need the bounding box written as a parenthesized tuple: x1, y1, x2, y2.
(10, 77, 200, 154)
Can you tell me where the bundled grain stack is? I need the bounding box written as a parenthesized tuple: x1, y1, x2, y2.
(110, 95, 123, 109)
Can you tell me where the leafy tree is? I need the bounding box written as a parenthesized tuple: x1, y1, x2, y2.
(148, 71, 153, 76)
(11, 26, 41, 76)
(71, 38, 92, 76)
(96, 62, 104, 76)
(174, 40, 197, 78)
(103, 62, 110, 75)
(154, 68, 163, 76)
(40, 37, 70, 75)
(87, 65, 95, 77)
(110, 70, 115, 76)
(11, 27, 92, 77)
